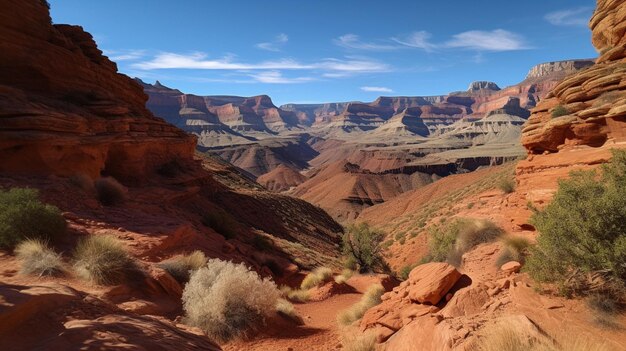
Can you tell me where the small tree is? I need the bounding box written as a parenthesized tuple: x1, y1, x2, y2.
(342, 223, 386, 273)
(526, 149, 626, 287)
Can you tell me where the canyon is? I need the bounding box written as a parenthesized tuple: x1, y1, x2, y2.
(0, 0, 625, 350)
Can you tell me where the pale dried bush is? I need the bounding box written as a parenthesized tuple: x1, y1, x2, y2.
(301, 266, 333, 289)
(337, 284, 385, 326)
(73, 235, 136, 285)
(182, 259, 281, 342)
(16, 239, 64, 277)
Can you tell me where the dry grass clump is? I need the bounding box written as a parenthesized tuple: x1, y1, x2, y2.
(474, 325, 614, 351)
(301, 266, 333, 289)
(275, 298, 304, 325)
(335, 269, 354, 284)
(496, 236, 531, 267)
(95, 177, 127, 206)
(0, 188, 67, 248)
(73, 235, 136, 285)
(337, 284, 385, 326)
(182, 259, 281, 342)
(497, 178, 516, 194)
(341, 330, 377, 351)
(15, 239, 64, 277)
(158, 250, 207, 283)
(280, 285, 311, 303)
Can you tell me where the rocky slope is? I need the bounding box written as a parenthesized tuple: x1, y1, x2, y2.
(0, 1, 195, 182)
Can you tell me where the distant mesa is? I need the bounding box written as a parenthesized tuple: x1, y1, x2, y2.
(467, 81, 501, 92)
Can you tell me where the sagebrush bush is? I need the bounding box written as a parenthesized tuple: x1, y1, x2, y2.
(425, 218, 504, 266)
(0, 188, 67, 248)
(15, 239, 64, 277)
(551, 105, 569, 118)
(497, 178, 516, 194)
(73, 235, 136, 285)
(183, 259, 281, 342)
(95, 177, 127, 206)
(202, 210, 239, 239)
(342, 223, 387, 273)
(301, 267, 333, 289)
(275, 298, 304, 325)
(526, 149, 626, 286)
(337, 284, 384, 326)
(496, 236, 531, 267)
(158, 250, 207, 283)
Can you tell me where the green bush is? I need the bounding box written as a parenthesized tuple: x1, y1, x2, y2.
(425, 218, 504, 266)
(73, 235, 137, 285)
(202, 210, 239, 239)
(0, 188, 67, 248)
(398, 264, 417, 281)
(342, 223, 387, 273)
(95, 177, 127, 206)
(551, 105, 569, 118)
(526, 149, 626, 286)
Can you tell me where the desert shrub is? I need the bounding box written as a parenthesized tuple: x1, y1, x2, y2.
(287, 288, 310, 302)
(301, 266, 333, 289)
(496, 236, 531, 267)
(337, 283, 385, 326)
(425, 218, 504, 266)
(69, 174, 94, 192)
(252, 234, 273, 251)
(15, 239, 64, 277)
(525, 149, 626, 287)
(73, 235, 136, 285)
(0, 188, 67, 248)
(182, 259, 280, 342)
(343, 256, 358, 270)
(398, 263, 417, 281)
(551, 105, 569, 118)
(275, 298, 304, 325)
(497, 178, 516, 194)
(201, 209, 239, 239)
(341, 330, 377, 351)
(158, 250, 207, 283)
(95, 177, 127, 206)
(342, 223, 386, 273)
(467, 202, 475, 209)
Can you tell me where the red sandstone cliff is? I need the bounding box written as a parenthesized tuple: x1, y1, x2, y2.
(0, 0, 196, 182)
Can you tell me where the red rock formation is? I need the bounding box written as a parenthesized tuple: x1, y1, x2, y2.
(0, 0, 195, 182)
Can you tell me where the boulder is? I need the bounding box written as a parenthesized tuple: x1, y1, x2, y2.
(407, 263, 463, 305)
(500, 261, 522, 274)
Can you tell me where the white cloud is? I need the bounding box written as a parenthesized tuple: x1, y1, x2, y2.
(132, 53, 390, 74)
(250, 71, 315, 84)
(545, 7, 592, 27)
(361, 86, 393, 93)
(255, 33, 289, 52)
(104, 49, 146, 61)
(333, 34, 398, 51)
(391, 31, 436, 51)
(445, 29, 529, 51)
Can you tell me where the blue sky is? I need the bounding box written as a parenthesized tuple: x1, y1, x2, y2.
(50, 0, 597, 105)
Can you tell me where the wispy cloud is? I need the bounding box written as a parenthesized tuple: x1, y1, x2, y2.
(250, 71, 315, 84)
(391, 31, 436, 52)
(132, 52, 390, 74)
(361, 86, 393, 93)
(333, 34, 398, 51)
(445, 29, 529, 51)
(104, 49, 146, 61)
(255, 33, 289, 52)
(545, 7, 592, 27)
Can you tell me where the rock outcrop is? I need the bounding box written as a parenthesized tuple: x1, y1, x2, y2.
(468, 81, 501, 92)
(525, 60, 595, 80)
(0, 0, 195, 182)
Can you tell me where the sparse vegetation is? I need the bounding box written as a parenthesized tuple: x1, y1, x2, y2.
(398, 263, 417, 281)
(73, 235, 137, 285)
(275, 298, 304, 325)
(342, 223, 387, 273)
(285, 288, 310, 303)
(158, 250, 207, 283)
(497, 178, 515, 194)
(496, 236, 531, 267)
(467, 202, 475, 209)
(0, 188, 67, 248)
(424, 218, 504, 267)
(252, 234, 273, 251)
(69, 173, 94, 192)
(334, 268, 354, 285)
(525, 149, 626, 292)
(341, 330, 377, 351)
(301, 266, 333, 289)
(201, 210, 239, 239)
(95, 177, 127, 206)
(15, 239, 64, 277)
(551, 105, 569, 118)
(337, 284, 385, 326)
(586, 293, 621, 329)
(182, 259, 280, 342)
